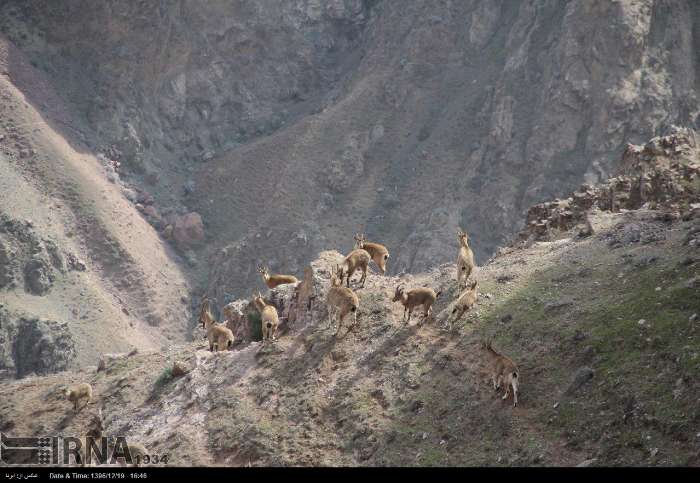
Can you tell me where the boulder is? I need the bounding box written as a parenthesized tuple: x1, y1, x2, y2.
(23, 257, 53, 295)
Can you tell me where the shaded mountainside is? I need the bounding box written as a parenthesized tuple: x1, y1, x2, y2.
(0, 37, 192, 378)
(0, 143, 697, 466)
(1, 0, 700, 299)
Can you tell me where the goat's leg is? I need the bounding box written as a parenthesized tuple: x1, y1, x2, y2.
(502, 383, 510, 401)
(335, 313, 344, 336)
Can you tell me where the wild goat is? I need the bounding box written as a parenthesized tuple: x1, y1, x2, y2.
(198, 295, 216, 327)
(339, 247, 371, 288)
(257, 265, 298, 289)
(392, 285, 442, 323)
(451, 279, 478, 325)
(353, 233, 390, 274)
(325, 265, 359, 336)
(456, 227, 475, 289)
(65, 383, 92, 412)
(481, 341, 519, 407)
(200, 304, 235, 352)
(253, 292, 279, 341)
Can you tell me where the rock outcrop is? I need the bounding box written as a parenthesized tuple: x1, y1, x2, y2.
(517, 127, 700, 244)
(0, 308, 76, 379)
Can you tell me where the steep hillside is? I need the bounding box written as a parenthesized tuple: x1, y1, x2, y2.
(0, 36, 192, 378)
(1, 137, 697, 466)
(1, 0, 699, 298)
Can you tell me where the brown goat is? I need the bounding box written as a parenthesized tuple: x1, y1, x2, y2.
(252, 292, 280, 341)
(65, 383, 92, 412)
(481, 341, 519, 407)
(456, 227, 475, 289)
(258, 265, 298, 289)
(392, 285, 442, 323)
(200, 305, 235, 352)
(325, 265, 360, 336)
(339, 248, 371, 288)
(353, 233, 390, 274)
(451, 279, 478, 326)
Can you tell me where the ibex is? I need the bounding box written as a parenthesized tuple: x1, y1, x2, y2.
(451, 279, 478, 325)
(252, 292, 279, 341)
(392, 285, 442, 323)
(353, 233, 390, 274)
(200, 300, 235, 352)
(325, 265, 359, 336)
(481, 341, 519, 407)
(456, 227, 475, 289)
(339, 247, 371, 288)
(65, 383, 92, 412)
(257, 265, 298, 289)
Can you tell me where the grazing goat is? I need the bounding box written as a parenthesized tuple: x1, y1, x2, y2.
(481, 341, 519, 407)
(339, 247, 371, 288)
(392, 285, 442, 323)
(325, 265, 359, 336)
(253, 292, 279, 341)
(200, 305, 235, 352)
(353, 233, 390, 274)
(456, 227, 475, 289)
(65, 383, 92, 412)
(257, 265, 298, 289)
(451, 279, 478, 326)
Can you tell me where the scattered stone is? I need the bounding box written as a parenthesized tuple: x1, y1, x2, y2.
(171, 361, 189, 377)
(497, 274, 514, 284)
(544, 298, 573, 312)
(576, 458, 597, 467)
(565, 366, 594, 396)
(690, 313, 698, 323)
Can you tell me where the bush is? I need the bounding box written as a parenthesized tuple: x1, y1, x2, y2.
(154, 367, 173, 388)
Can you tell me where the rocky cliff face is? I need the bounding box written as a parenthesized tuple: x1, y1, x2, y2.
(1, 0, 699, 301)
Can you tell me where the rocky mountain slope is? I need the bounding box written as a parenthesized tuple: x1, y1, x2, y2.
(1, 0, 699, 300)
(0, 37, 192, 378)
(0, 133, 697, 466)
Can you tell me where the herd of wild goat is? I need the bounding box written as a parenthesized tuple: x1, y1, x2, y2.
(196, 229, 519, 407)
(62, 228, 519, 465)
